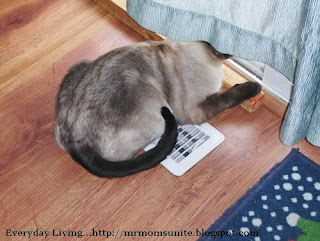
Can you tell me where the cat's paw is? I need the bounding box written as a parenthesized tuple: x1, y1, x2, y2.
(236, 82, 261, 100)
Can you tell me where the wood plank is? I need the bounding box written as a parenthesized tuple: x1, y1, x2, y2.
(111, 0, 126, 10)
(94, 0, 163, 41)
(1, 1, 319, 241)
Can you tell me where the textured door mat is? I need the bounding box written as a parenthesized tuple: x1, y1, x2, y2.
(199, 149, 320, 241)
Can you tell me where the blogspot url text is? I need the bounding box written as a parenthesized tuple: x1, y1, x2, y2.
(5, 228, 259, 239)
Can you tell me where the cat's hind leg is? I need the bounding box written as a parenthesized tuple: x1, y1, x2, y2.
(200, 82, 261, 121)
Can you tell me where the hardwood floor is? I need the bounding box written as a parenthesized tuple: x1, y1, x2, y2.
(0, 1, 319, 240)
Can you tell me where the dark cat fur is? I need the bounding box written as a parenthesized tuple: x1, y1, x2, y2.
(55, 40, 261, 178)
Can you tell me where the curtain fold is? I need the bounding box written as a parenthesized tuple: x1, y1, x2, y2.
(127, 0, 320, 146)
(281, 0, 320, 146)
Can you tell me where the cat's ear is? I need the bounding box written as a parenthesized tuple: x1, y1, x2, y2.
(210, 46, 232, 60)
(201, 41, 232, 60)
(215, 52, 232, 60)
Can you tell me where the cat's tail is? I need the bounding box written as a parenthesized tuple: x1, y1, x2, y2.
(67, 107, 178, 178)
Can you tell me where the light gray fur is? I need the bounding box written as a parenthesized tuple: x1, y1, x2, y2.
(55, 40, 260, 162)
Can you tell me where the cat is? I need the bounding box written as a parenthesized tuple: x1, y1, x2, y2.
(55, 40, 261, 178)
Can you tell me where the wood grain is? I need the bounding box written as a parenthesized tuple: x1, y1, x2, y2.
(0, 1, 319, 241)
(95, 0, 163, 41)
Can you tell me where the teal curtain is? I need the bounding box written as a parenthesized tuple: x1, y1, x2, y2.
(127, 0, 320, 147)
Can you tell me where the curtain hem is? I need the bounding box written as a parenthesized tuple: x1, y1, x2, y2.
(127, 0, 297, 81)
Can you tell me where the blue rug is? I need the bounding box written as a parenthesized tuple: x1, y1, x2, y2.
(199, 149, 320, 241)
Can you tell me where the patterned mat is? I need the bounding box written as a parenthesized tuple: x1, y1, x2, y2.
(199, 149, 320, 241)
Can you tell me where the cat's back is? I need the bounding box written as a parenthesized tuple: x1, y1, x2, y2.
(55, 42, 168, 136)
(55, 42, 171, 159)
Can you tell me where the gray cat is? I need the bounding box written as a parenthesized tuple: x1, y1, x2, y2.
(55, 40, 261, 178)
